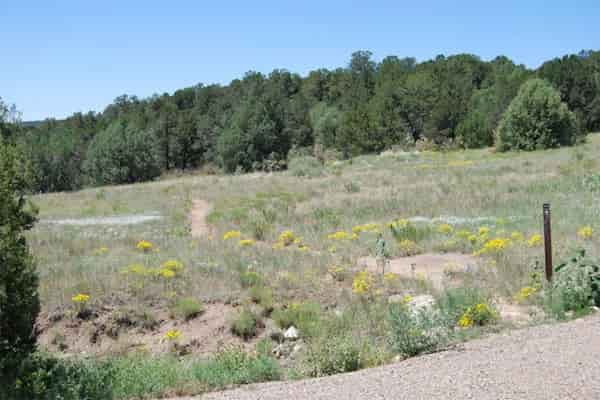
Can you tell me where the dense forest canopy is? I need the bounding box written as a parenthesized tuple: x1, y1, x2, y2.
(2, 49, 599, 192)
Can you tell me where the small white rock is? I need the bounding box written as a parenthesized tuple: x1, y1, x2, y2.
(284, 326, 299, 340)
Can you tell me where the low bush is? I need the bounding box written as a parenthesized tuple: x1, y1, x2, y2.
(14, 353, 114, 400)
(191, 346, 280, 388)
(230, 309, 262, 340)
(287, 156, 324, 178)
(170, 297, 205, 321)
(272, 302, 321, 337)
(545, 249, 600, 318)
(387, 303, 449, 358)
(301, 335, 364, 377)
(436, 286, 491, 325)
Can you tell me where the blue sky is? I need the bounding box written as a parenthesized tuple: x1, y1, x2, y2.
(2, 1, 599, 120)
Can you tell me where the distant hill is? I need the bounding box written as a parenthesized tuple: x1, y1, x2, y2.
(21, 120, 44, 128)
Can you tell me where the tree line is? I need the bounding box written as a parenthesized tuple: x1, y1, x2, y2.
(1, 49, 599, 192)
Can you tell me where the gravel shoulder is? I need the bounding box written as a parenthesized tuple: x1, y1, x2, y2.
(188, 313, 600, 400)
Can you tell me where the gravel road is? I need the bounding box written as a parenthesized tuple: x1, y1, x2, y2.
(192, 314, 600, 400)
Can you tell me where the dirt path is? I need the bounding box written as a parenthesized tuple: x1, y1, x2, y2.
(190, 199, 212, 237)
(186, 313, 600, 400)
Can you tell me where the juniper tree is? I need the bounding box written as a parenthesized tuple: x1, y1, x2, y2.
(0, 140, 39, 389)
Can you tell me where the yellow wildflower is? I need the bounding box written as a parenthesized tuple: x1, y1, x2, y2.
(467, 234, 479, 244)
(239, 239, 255, 247)
(165, 329, 182, 341)
(577, 226, 593, 240)
(161, 260, 184, 272)
(223, 230, 241, 240)
(478, 226, 490, 236)
(159, 268, 176, 278)
(514, 286, 538, 303)
(72, 293, 90, 303)
(398, 239, 418, 255)
(510, 231, 524, 242)
(527, 234, 543, 247)
(458, 314, 473, 328)
(352, 271, 374, 295)
(383, 272, 398, 283)
(478, 238, 511, 254)
(327, 231, 356, 240)
(437, 223, 454, 234)
(278, 230, 296, 246)
(136, 240, 153, 252)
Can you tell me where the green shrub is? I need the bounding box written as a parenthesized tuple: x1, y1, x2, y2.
(230, 309, 262, 340)
(247, 286, 274, 314)
(108, 355, 183, 399)
(272, 302, 322, 337)
(15, 353, 114, 400)
(191, 347, 280, 388)
(239, 271, 265, 288)
(545, 249, 600, 318)
(436, 286, 491, 325)
(496, 78, 581, 151)
(170, 297, 205, 321)
(387, 304, 449, 357)
(0, 141, 40, 389)
(301, 335, 364, 377)
(287, 156, 324, 178)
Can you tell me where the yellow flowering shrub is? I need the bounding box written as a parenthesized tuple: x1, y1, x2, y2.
(475, 238, 511, 255)
(467, 234, 478, 245)
(383, 272, 398, 283)
(352, 271, 374, 295)
(388, 218, 410, 229)
(398, 239, 419, 256)
(478, 226, 490, 236)
(327, 231, 357, 241)
(223, 230, 241, 240)
(510, 231, 524, 241)
(239, 239, 255, 247)
(437, 223, 454, 234)
(278, 230, 296, 246)
(161, 260, 184, 272)
(458, 303, 496, 328)
(165, 329, 182, 341)
(158, 268, 176, 279)
(352, 223, 381, 234)
(513, 286, 538, 303)
(527, 234, 543, 247)
(577, 226, 593, 240)
(136, 240, 153, 252)
(72, 293, 90, 303)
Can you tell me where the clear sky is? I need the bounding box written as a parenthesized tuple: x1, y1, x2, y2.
(2, 0, 599, 121)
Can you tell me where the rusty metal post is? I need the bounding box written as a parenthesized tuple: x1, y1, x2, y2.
(543, 203, 553, 282)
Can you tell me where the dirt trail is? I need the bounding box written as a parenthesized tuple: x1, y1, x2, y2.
(190, 199, 212, 237)
(183, 313, 600, 400)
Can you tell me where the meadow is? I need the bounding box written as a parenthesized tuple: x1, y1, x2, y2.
(28, 134, 600, 398)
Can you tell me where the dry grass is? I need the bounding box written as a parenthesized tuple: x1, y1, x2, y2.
(29, 134, 600, 357)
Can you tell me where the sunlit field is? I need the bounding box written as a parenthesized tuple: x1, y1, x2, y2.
(27, 133, 600, 397)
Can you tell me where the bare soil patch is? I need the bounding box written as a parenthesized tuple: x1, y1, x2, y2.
(358, 252, 479, 289)
(37, 303, 266, 357)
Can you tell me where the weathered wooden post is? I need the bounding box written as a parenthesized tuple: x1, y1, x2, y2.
(543, 203, 553, 282)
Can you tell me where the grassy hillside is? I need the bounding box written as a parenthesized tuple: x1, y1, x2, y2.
(27, 133, 600, 397)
